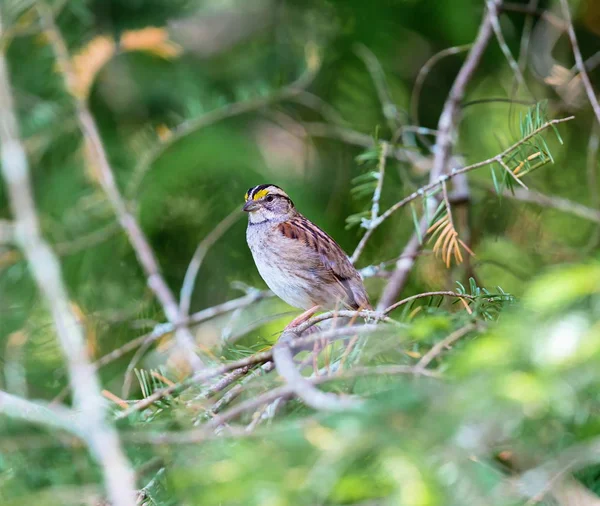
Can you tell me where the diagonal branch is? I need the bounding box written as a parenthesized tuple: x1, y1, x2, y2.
(559, 0, 600, 125)
(0, 390, 81, 435)
(179, 208, 241, 318)
(0, 14, 137, 505)
(37, 4, 205, 371)
(378, 0, 501, 308)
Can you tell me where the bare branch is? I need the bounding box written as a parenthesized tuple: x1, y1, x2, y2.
(374, 116, 574, 229)
(116, 324, 379, 419)
(179, 208, 242, 317)
(209, 363, 437, 428)
(350, 141, 390, 263)
(207, 361, 275, 416)
(129, 68, 318, 197)
(559, 0, 600, 125)
(37, 3, 204, 371)
(378, 1, 500, 307)
(480, 184, 600, 223)
(0, 13, 137, 505)
(411, 44, 471, 128)
(416, 323, 478, 370)
(501, 2, 566, 31)
(383, 291, 475, 314)
(487, 0, 530, 94)
(377, 226, 426, 310)
(273, 331, 363, 412)
(0, 390, 80, 435)
(355, 44, 402, 131)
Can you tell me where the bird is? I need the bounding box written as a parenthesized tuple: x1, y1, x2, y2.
(243, 184, 371, 314)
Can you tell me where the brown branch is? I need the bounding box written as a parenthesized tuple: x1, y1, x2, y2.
(209, 364, 437, 428)
(273, 331, 363, 412)
(377, 227, 426, 310)
(559, 0, 600, 125)
(116, 324, 379, 419)
(0, 14, 137, 506)
(383, 291, 475, 314)
(430, 0, 500, 182)
(37, 4, 204, 371)
(378, 1, 500, 308)
(53, 289, 272, 403)
(415, 323, 478, 370)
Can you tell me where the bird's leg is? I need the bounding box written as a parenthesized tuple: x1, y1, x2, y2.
(284, 305, 321, 330)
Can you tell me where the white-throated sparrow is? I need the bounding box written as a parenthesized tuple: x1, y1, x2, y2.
(243, 184, 371, 311)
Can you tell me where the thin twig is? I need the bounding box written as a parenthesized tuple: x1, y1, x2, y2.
(501, 3, 566, 31)
(53, 289, 272, 403)
(350, 141, 390, 263)
(416, 323, 477, 369)
(383, 291, 475, 314)
(0, 15, 137, 505)
(373, 116, 574, 229)
(179, 208, 242, 317)
(207, 361, 275, 416)
(209, 364, 437, 428)
(116, 325, 379, 419)
(479, 184, 600, 223)
(355, 44, 402, 131)
(487, 0, 530, 95)
(273, 330, 363, 412)
(301, 122, 411, 163)
(128, 68, 318, 198)
(38, 3, 204, 371)
(516, 0, 539, 77)
(559, 0, 600, 125)
(411, 44, 471, 128)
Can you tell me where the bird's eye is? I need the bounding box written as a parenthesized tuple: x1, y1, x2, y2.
(265, 195, 274, 202)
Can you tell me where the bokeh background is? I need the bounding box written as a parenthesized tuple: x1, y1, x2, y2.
(2, 0, 600, 505)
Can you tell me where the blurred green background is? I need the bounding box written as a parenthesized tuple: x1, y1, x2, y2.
(2, 0, 600, 504)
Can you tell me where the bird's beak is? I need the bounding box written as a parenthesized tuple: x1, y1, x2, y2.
(243, 200, 260, 212)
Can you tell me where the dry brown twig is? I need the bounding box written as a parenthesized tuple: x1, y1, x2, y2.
(0, 12, 137, 505)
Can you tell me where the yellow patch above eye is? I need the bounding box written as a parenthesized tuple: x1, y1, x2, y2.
(244, 192, 249, 201)
(252, 189, 270, 200)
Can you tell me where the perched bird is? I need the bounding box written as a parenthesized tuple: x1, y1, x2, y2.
(243, 184, 371, 311)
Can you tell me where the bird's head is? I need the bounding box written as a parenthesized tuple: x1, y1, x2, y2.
(243, 184, 295, 224)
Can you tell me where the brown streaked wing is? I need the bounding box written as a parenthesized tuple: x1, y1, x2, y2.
(278, 217, 370, 309)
